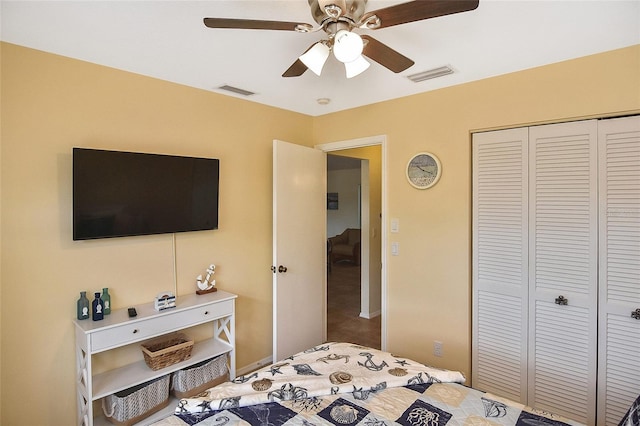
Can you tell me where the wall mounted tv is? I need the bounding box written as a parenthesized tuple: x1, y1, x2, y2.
(73, 148, 219, 240)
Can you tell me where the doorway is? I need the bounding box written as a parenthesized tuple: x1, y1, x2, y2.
(317, 136, 386, 350)
(326, 155, 380, 348)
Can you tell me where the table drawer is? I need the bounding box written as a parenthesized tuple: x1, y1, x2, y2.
(90, 299, 233, 352)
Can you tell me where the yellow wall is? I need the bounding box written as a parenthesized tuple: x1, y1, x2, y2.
(1, 41, 638, 425)
(0, 42, 312, 424)
(312, 45, 640, 377)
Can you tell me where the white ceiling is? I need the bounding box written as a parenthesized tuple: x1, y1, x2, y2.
(2, 1, 639, 116)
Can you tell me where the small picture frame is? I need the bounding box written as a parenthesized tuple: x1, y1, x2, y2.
(327, 192, 339, 210)
(406, 152, 442, 189)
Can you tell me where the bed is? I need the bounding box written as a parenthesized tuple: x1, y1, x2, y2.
(152, 342, 585, 426)
(619, 394, 640, 426)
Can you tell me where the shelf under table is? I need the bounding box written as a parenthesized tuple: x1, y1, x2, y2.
(92, 338, 232, 400)
(93, 395, 183, 426)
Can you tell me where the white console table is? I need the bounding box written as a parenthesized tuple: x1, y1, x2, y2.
(74, 290, 237, 426)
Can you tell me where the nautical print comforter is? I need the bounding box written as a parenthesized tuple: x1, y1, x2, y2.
(619, 393, 640, 426)
(152, 342, 583, 426)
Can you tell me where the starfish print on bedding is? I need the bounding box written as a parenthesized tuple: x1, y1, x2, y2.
(197, 400, 215, 412)
(269, 363, 290, 376)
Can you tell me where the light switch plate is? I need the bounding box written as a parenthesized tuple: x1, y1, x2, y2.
(391, 218, 399, 233)
(391, 242, 399, 256)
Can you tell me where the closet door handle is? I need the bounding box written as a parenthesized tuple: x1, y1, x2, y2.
(632, 309, 640, 320)
(555, 295, 568, 306)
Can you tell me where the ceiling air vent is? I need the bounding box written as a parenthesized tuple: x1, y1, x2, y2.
(217, 85, 255, 96)
(407, 65, 454, 83)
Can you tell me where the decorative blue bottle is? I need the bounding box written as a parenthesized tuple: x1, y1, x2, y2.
(92, 292, 104, 321)
(77, 291, 90, 320)
(101, 288, 111, 315)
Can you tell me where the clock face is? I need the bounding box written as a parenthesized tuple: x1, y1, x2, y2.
(406, 153, 441, 189)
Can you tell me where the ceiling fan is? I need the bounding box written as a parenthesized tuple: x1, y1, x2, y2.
(204, 0, 479, 79)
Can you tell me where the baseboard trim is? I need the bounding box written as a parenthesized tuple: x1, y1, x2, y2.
(359, 310, 381, 319)
(237, 355, 273, 376)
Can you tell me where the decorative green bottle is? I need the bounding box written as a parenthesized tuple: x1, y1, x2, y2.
(101, 288, 111, 315)
(77, 291, 90, 320)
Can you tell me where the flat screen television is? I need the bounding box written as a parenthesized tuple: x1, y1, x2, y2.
(73, 148, 219, 240)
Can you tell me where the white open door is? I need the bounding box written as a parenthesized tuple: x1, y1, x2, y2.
(273, 140, 326, 362)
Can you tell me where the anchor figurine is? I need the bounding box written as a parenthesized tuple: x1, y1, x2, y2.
(196, 264, 217, 295)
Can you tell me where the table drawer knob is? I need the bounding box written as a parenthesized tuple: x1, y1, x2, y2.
(204, 311, 209, 315)
(132, 329, 139, 334)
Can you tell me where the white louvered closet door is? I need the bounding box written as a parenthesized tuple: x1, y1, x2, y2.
(528, 121, 598, 424)
(597, 115, 640, 426)
(472, 128, 529, 403)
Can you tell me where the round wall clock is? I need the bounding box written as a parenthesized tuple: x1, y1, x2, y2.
(406, 152, 442, 189)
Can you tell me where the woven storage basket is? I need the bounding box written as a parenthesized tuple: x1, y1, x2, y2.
(102, 375, 170, 426)
(141, 333, 194, 371)
(171, 354, 229, 398)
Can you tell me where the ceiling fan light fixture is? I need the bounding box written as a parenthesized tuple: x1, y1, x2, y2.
(333, 29, 363, 63)
(344, 55, 370, 78)
(299, 42, 330, 76)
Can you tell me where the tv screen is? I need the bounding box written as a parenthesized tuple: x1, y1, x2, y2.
(73, 148, 219, 240)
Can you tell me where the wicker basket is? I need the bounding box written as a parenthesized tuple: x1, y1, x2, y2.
(141, 333, 194, 371)
(102, 375, 170, 426)
(171, 354, 229, 398)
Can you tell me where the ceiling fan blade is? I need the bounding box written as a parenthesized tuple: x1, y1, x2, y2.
(203, 17, 308, 31)
(361, 0, 479, 29)
(282, 43, 320, 77)
(361, 35, 414, 73)
(282, 59, 308, 77)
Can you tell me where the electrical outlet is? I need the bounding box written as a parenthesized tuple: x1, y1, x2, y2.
(434, 341, 443, 357)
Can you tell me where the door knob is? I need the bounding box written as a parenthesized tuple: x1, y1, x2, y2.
(632, 309, 640, 320)
(278, 265, 288, 273)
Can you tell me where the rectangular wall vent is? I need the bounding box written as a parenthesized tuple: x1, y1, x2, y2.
(407, 65, 454, 83)
(218, 85, 255, 96)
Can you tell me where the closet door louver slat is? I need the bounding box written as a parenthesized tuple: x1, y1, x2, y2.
(472, 128, 529, 403)
(598, 115, 640, 426)
(528, 121, 598, 425)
